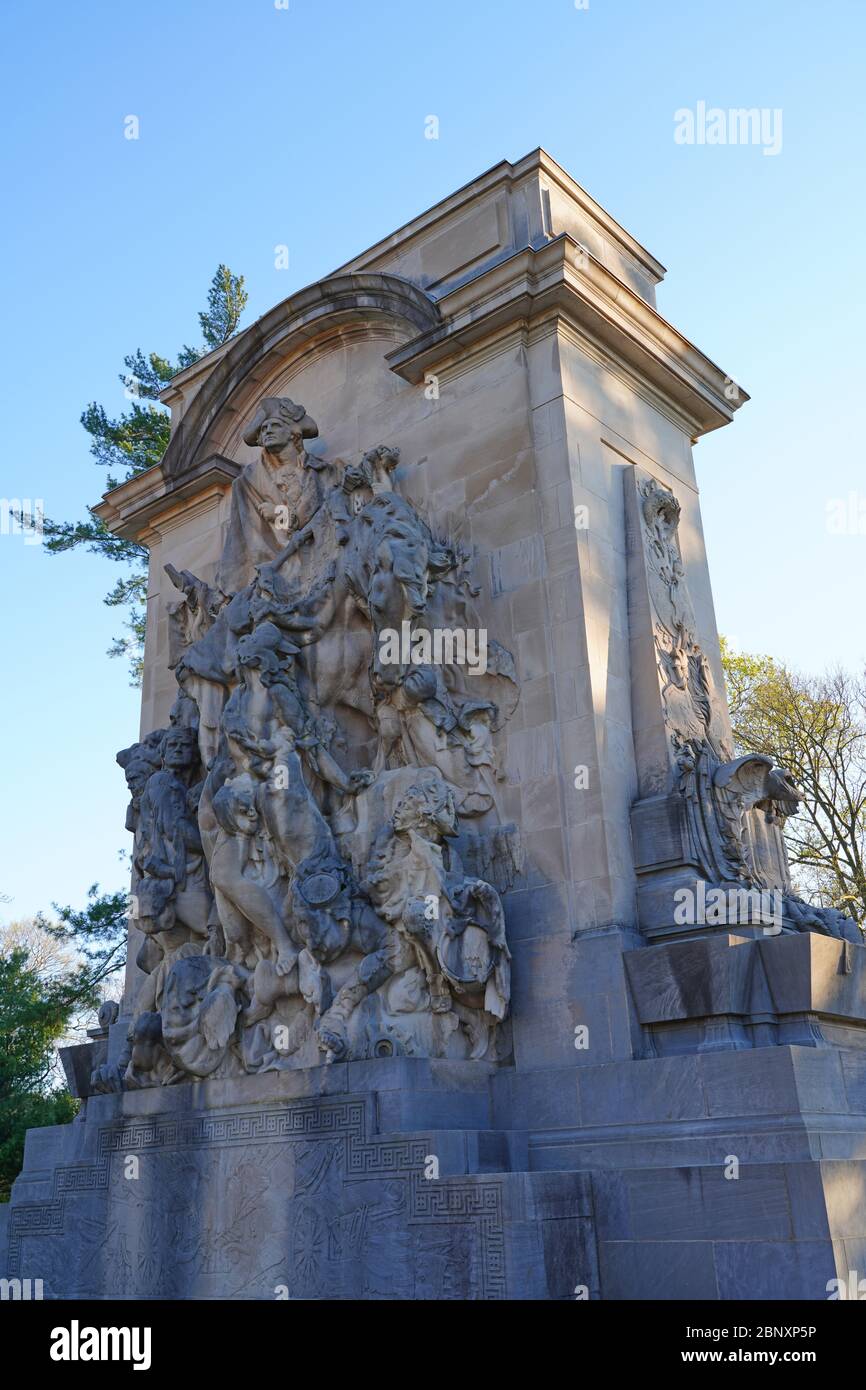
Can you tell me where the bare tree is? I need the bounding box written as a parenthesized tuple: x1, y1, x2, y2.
(721, 640, 866, 921)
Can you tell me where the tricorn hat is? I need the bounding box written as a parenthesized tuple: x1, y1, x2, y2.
(242, 397, 318, 448)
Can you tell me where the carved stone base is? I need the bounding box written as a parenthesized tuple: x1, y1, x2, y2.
(6, 1032, 866, 1299)
(0, 1060, 595, 1301)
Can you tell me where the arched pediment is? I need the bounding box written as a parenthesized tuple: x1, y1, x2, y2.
(160, 273, 441, 481)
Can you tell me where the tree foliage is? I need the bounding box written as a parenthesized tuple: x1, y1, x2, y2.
(0, 950, 91, 1205)
(38, 884, 131, 980)
(198, 264, 249, 352)
(721, 638, 866, 921)
(0, 889, 130, 1200)
(31, 266, 247, 685)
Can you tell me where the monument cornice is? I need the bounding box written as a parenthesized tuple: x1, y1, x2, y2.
(93, 453, 240, 544)
(334, 147, 667, 292)
(386, 235, 747, 436)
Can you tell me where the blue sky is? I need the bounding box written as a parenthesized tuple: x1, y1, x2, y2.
(1, 0, 864, 923)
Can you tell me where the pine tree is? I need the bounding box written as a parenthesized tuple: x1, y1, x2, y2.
(31, 267, 248, 684)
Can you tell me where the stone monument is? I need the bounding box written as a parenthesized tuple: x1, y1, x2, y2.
(4, 150, 865, 1301)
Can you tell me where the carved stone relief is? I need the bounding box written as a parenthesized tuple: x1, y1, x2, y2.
(107, 397, 521, 1089)
(637, 473, 858, 941)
